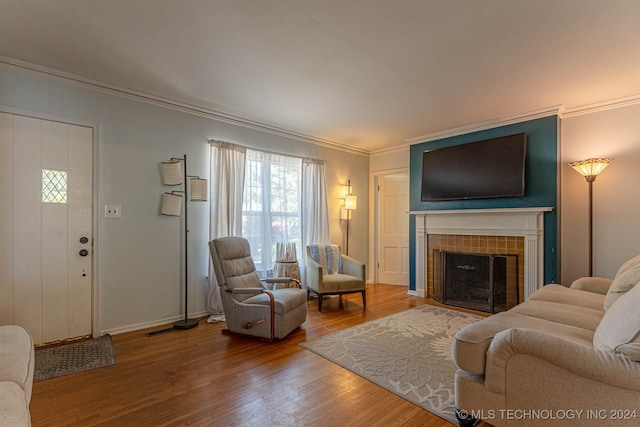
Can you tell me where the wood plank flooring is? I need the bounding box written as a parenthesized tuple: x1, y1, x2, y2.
(30, 285, 487, 427)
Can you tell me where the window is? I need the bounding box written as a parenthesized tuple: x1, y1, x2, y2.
(42, 169, 67, 203)
(242, 149, 302, 274)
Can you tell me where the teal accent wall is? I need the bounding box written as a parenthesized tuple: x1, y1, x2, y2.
(409, 115, 559, 290)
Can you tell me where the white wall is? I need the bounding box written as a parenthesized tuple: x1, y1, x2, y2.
(0, 63, 369, 335)
(370, 106, 640, 285)
(561, 104, 640, 282)
(368, 146, 410, 281)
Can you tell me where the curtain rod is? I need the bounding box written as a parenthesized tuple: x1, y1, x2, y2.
(208, 138, 325, 164)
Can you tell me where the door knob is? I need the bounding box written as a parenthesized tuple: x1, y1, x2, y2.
(79, 236, 89, 244)
(79, 249, 89, 257)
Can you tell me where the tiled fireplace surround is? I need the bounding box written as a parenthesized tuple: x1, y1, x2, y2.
(411, 208, 553, 303)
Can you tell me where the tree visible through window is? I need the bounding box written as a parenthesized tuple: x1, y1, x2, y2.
(242, 149, 302, 274)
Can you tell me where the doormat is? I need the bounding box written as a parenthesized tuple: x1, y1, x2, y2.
(34, 335, 116, 381)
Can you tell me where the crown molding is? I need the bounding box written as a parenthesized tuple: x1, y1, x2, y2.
(0, 56, 369, 157)
(370, 143, 411, 156)
(561, 94, 640, 118)
(406, 105, 563, 145)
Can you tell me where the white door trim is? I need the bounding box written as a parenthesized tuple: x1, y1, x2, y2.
(0, 104, 101, 338)
(370, 167, 409, 285)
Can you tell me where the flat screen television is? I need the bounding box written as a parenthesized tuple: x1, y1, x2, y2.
(420, 133, 527, 201)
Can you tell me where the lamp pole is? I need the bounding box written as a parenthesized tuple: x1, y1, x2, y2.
(569, 157, 613, 278)
(587, 177, 594, 277)
(174, 154, 198, 330)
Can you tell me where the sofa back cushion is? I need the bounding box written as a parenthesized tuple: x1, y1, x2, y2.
(604, 263, 640, 311)
(614, 254, 640, 280)
(594, 279, 640, 361)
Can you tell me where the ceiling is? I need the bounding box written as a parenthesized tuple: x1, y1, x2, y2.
(2, 0, 640, 153)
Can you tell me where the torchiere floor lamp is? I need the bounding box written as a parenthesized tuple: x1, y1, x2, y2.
(568, 157, 613, 276)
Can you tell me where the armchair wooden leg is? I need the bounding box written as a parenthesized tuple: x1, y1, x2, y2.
(318, 295, 323, 312)
(361, 290, 366, 308)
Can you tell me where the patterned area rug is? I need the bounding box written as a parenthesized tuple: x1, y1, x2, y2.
(300, 305, 481, 424)
(34, 335, 116, 381)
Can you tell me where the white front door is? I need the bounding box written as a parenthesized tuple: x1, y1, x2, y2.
(378, 173, 409, 285)
(0, 112, 93, 344)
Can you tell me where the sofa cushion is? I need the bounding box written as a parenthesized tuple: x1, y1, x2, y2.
(594, 279, 640, 361)
(0, 325, 34, 402)
(604, 264, 640, 311)
(528, 284, 605, 311)
(614, 254, 640, 279)
(0, 381, 30, 427)
(508, 299, 603, 332)
(569, 276, 613, 295)
(453, 311, 594, 375)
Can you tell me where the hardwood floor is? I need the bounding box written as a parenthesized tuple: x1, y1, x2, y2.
(30, 285, 486, 427)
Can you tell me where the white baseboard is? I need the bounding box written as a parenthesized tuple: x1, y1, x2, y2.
(101, 310, 210, 336)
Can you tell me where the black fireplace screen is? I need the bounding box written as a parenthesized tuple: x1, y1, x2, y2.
(434, 250, 518, 313)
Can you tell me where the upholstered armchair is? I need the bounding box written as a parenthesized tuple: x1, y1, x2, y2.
(305, 244, 366, 311)
(209, 237, 308, 340)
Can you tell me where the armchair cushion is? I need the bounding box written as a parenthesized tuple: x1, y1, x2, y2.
(308, 244, 342, 274)
(243, 288, 309, 314)
(317, 273, 364, 293)
(210, 237, 307, 339)
(594, 280, 640, 361)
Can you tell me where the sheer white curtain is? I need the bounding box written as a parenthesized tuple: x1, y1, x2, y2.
(300, 158, 330, 283)
(206, 140, 246, 323)
(242, 149, 302, 276)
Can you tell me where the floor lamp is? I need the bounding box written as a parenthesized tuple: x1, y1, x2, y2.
(160, 154, 208, 330)
(569, 157, 613, 277)
(340, 179, 357, 255)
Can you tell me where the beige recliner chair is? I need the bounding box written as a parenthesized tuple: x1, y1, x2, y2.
(305, 244, 366, 311)
(209, 236, 308, 340)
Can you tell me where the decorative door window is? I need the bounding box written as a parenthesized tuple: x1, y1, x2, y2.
(42, 169, 68, 203)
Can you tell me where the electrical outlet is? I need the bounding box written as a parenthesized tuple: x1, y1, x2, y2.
(104, 204, 121, 219)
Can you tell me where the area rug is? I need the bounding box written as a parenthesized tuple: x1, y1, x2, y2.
(300, 305, 482, 424)
(34, 335, 116, 381)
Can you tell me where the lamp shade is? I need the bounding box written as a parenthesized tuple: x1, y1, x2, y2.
(161, 192, 183, 216)
(190, 178, 208, 201)
(569, 158, 613, 181)
(161, 160, 183, 185)
(345, 194, 357, 210)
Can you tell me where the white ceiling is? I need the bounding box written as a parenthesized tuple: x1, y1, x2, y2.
(2, 0, 640, 153)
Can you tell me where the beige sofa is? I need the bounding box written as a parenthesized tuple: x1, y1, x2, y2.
(453, 255, 640, 427)
(0, 325, 34, 427)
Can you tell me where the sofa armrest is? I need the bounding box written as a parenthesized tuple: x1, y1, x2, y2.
(570, 276, 613, 295)
(485, 327, 640, 394)
(341, 255, 365, 280)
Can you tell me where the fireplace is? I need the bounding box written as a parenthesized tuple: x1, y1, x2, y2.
(411, 207, 553, 301)
(434, 250, 518, 313)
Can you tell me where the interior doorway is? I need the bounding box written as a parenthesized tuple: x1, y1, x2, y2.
(376, 171, 409, 285)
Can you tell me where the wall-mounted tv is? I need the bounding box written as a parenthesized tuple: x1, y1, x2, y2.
(420, 133, 527, 201)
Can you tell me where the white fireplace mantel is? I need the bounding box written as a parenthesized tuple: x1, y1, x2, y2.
(410, 207, 553, 300)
